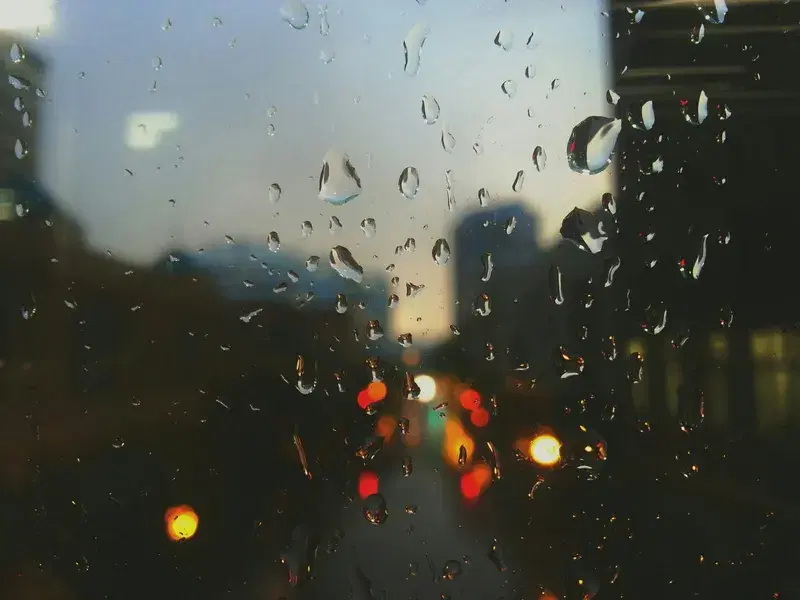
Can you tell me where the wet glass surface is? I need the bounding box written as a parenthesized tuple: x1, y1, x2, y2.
(1, 1, 799, 598)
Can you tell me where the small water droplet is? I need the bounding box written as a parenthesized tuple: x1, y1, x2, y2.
(360, 218, 376, 238)
(329, 246, 363, 282)
(441, 127, 456, 152)
(363, 493, 388, 524)
(268, 183, 282, 203)
(301, 221, 313, 237)
(606, 89, 620, 105)
(512, 170, 525, 192)
(398, 167, 420, 199)
(266, 123, 276, 136)
(421, 95, 440, 124)
(494, 28, 514, 51)
(329, 215, 342, 233)
(398, 333, 413, 348)
(10, 43, 25, 64)
(268, 231, 281, 252)
(532, 146, 547, 171)
(162, 18, 172, 31)
(388, 294, 399, 308)
(319, 4, 330, 35)
(501, 79, 518, 99)
(280, 0, 310, 29)
(319, 149, 362, 204)
(506, 216, 517, 235)
(524, 64, 536, 79)
(478, 187, 491, 207)
(403, 24, 428, 76)
(152, 56, 162, 70)
(560, 207, 607, 254)
(406, 282, 425, 298)
(442, 560, 462, 580)
(432, 238, 451, 265)
(14, 139, 28, 159)
(549, 265, 564, 305)
(212, 16, 223, 27)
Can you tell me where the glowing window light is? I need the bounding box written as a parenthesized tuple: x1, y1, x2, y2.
(164, 505, 199, 541)
(529, 434, 561, 467)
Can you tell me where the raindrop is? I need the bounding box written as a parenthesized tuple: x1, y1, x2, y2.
(398, 333, 413, 348)
(550, 78, 560, 90)
(152, 56, 162, 70)
(505, 216, 517, 234)
(319, 4, 330, 35)
(606, 89, 620, 105)
(306, 256, 320, 271)
(494, 28, 513, 51)
(212, 17, 223, 27)
(566, 116, 622, 175)
(458, 445, 468, 467)
(627, 352, 644, 383)
(398, 167, 420, 199)
(318, 149, 362, 205)
(526, 31, 537, 49)
(641, 304, 668, 335)
(14, 139, 28, 159)
(556, 347, 584, 379)
(360, 218, 376, 238)
(363, 493, 388, 525)
(319, 49, 335, 64)
(501, 79, 518, 99)
(404, 238, 416, 253)
(691, 23, 706, 44)
(406, 282, 425, 298)
(266, 105, 277, 117)
(268, 183, 282, 203)
(603, 256, 621, 287)
(335, 294, 348, 314)
(524, 65, 536, 79)
(442, 560, 462, 580)
(162, 18, 172, 31)
(10, 43, 25, 63)
(474, 293, 491, 317)
(421, 95, 440, 124)
(481, 253, 493, 282)
(432, 238, 451, 265)
(388, 294, 399, 308)
(512, 170, 525, 192)
(301, 221, 314, 237)
(441, 127, 456, 153)
(366, 320, 384, 341)
(678, 383, 705, 431)
(268, 231, 281, 253)
(560, 207, 607, 254)
(329, 246, 364, 282)
(601, 192, 617, 216)
(403, 372, 421, 400)
(549, 265, 564, 305)
(266, 123, 276, 136)
(696, 0, 728, 24)
(280, 0, 310, 29)
(403, 23, 428, 76)
(402, 456, 414, 476)
(691, 234, 709, 279)
(445, 169, 456, 211)
(641, 100, 655, 130)
(478, 187, 491, 207)
(488, 540, 507, 572)
(532, 146, 547, 171)
(329, 215, 342, 233)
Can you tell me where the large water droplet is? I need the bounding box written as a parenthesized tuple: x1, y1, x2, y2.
(421, 95, 440, 124)
(268, 231, 281, 253)
(329, 246, 363, 282)
(360, 218, 376, 238)
(560, 207, 607, 254)
(318, 149, 362, 205)
(494, 29, 513, 51)
(398, 167, 420, 199)
(363, 493, 387, 525)
(280, 0, 310, 29)
(403, 24, 428, 76)
(566, 116, 622, 175)
(532, 146, 547, 171)
(696, 0, 728, 24)
(501, 79, 518, 99)
(268, 183, 282, 203)
(432, 238, 451, 265)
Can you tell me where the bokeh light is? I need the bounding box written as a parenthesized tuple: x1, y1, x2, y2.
(529, 434, 562, 467)
(460, 463, 492, 500)
(358, 471, 379, 499)
(164, 505, 199, 542)
(414, 374, 437, 403)
(375, 415, 396, 440)
(443, 419, 473, 468)
(470, 407, 490, 427)
(459, 388, 481, 411)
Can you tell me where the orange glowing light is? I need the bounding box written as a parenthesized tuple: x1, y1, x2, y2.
(529, 434, 561, 467)
(375, 415, 396, 440)
(459, 389, 481, 411)
(460, 463, 492, 499)
(165, 505, 199, 541)
(470, 407, 490, 427)
(443, 419, 474, 468)
(367, 381, 387, 402)
(402, 348, 420, 366)
(358, 471, 379, 499)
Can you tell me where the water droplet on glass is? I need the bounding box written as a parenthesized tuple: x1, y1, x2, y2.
(403, 23, 428, 76)
(319, 49, 335, 64)
(152, 56, 162, 70)
(457, 445, 468, 467)
(14, 139, 28, 159)
(441, 127, 456, 153)
(266, 123, 276, 136)
(494, 28, 513, 51)
(550, 78, 560, 90)
(476, 188, 492, 208)
(335, 294, 348, 314)
(301, 221, 314, 237)
(388, 294, 399, 308)
(10, 43, 25, 64)
(403, 372, 421, 400)
(481, 253, 494, 282)
(606, 89, 620, 105)
(366, 320, 384, 341)
(442, 560, 462, 580)
(268, 183, 282, 203)
(406, 282, 424, 298)
(556, 347, 584, 379)
(501, 79, 518, 99)
(691, 22, 706, 44)
(266, 105, 278, 118)
(450, 324, 461, 336)
(398, 417, 410, 435)
(512, 170, 525, 192)
(432, 238, 451, 265)
(603, 255, 621, 287)
(363, 493, 388, 525)
(549, 265, 564, 305)
(445, 169, 456, 211)
(506, 216, 517, 234)
(329, 246, 364, 283)
(566, 116, 622, 174)
(212, 17, 223, 27)
(696, 0, 728, 24)
(319, 149, 362, 205)
(488, 539, 507, 572)
(398, 333, 413, 348)
(560, 207, 607, 254)
(627, 352, 644, 383)
(678, 383, 705, 431)
(402, 456, 414, 476)
(306, 256, 320, 271)
(532, 146, 547, 171)
(421, 94, 440, 124)
(404, 238, 416, 253)
(641, 100, 655, 130)
(319, 4, 330, 35)
(359, 218, 376, 238)
(641, 303, 668, 335)
(524, 64, 536, 79)
(280, 0, 310, 29)
(280, 525, 319, 587)
(329, 215, 342, 233)
(268, 231, 281, 253)
(398, 166, 420, 199)
(526, 31, 537, 49)
(474, 293, 491, 317)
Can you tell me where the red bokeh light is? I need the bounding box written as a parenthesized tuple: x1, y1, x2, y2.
(460, 472, 481, 499)
(459, 389, 481, 411)
(470, 407, 490, 427)
(358, 471, 379, 499)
